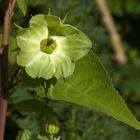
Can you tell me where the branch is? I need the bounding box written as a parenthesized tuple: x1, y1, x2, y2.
(0, 0, 16, 139)
(95, 0, 127, 64)
(10, 0, 16, 16)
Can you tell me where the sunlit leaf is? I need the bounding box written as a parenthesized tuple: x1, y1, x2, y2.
(47, 51, 140, 130)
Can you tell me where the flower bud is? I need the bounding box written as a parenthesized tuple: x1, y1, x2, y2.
(45, 119, 60, 135)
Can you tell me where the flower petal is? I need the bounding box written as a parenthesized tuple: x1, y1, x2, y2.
(45, 15, 61, 36)
(29, 14, 47, 27)
(55, 24, 79, 36)
(30, 14, 79, 37)
(16, 26, 48, 51)
(52, 52, 75, 79)
(45, 15, 79, 36)
(17, 51, 41, 66)
(25, 53, 54, 79)
(52, 32, 92, 62)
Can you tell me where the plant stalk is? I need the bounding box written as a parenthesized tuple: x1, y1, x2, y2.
(50, 134, 54, 140)
(0, 0, 16, 139)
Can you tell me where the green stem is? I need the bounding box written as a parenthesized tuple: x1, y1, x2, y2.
(68, 105, 77, 140)
(50, 134, 54, 140)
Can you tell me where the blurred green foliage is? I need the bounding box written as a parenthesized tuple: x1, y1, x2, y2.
(1, 0, 140, 139)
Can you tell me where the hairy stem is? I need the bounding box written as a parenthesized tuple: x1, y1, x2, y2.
(0, 0, 16, 139)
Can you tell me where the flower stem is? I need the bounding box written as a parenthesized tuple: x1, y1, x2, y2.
(50, 134, 54, 140)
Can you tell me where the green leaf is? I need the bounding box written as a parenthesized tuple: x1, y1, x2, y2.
(17, 0, 28, 15)
(47, 51, 140, 130)
(13, 99, 59, 117)
(0, 35, 17, 65)
(16, 129, 31, 140)
(0, 34, 18, 77)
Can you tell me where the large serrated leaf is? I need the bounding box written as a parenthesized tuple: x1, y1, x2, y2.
(17, 0, 28, 15)
(47, 51, 140, 130)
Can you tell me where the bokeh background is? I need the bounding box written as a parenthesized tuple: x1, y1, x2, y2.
(1, 0, 140, 139)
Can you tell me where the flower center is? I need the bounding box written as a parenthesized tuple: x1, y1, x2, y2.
(40, 38, 57, 54)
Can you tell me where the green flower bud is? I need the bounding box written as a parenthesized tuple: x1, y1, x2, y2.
(45, 119, 60, 135)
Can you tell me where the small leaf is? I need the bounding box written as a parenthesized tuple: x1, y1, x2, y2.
(47, 51, 140, 130)
(17, 0, 28, 15)
(13, 99, 59, 117)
